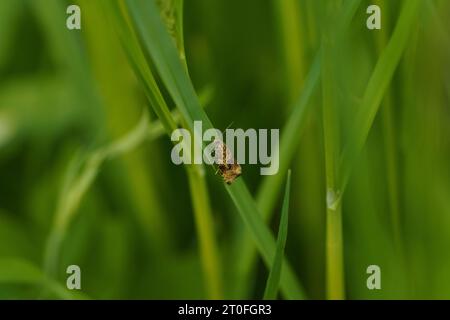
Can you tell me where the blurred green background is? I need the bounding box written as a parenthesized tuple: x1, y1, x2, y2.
(0, 0, 449, 299)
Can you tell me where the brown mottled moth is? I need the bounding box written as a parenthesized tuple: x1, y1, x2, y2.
(213, 139, 242, 185)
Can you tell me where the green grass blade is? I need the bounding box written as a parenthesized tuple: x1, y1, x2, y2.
(125, 0, 213, 131)
(256, 54, 321, 217)
(108, 0, 223, 298)
(375, 0, 403, 252)
(339, 0, 422, 194)
(257, 0, 362, 226)
(226, 180, 304, 299)
(186, 166, 223, 299)
(124, 0, 305, 299)
(264, 170, 291, 300)
(321, 2, 345, 298)
(106, 0, 179, 134)
(155, 0, 223, 299)
(234, 0, 363, 298)
(273, 0, 305, 101)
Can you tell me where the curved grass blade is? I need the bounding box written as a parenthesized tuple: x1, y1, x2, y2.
(235, 0, 363, 298)
(106, 0, 223, 298)
(257, 0, 362, 230)
(339, 0, 422, 194)
(374, 0, 403, 254)
(263, 170, 291, 300)
(124, 0, 305, 299)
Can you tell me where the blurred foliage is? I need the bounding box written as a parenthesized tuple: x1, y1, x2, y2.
(0, 0, 449, 299)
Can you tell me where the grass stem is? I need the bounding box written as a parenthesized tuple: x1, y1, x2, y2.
(187, 166, 223, 299)
(321, 16, 345, 299)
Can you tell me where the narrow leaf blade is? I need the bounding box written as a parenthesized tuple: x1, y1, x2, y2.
(264, 170, 291, 300)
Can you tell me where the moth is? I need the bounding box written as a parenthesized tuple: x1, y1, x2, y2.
(214, 139, 242, 185)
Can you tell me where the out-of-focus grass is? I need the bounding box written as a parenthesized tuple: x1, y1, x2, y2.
(0, 0, 449, 300)
(107, 0, 224, 299)
(234, 0, 362, 298)
(0, 258, 89, 299)
(264, 170, 291, 300)
(123, 0, 305, 299)
(321, 1, 345, 299)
